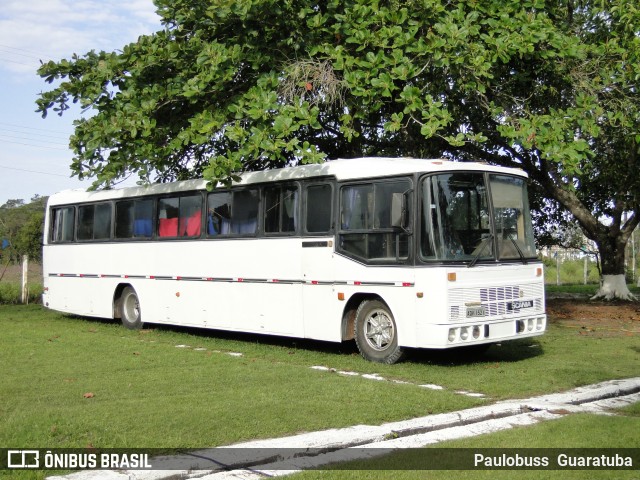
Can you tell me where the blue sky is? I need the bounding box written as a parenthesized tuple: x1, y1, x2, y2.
(0, 0, 162, 206)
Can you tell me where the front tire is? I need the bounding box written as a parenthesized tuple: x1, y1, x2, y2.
(354, 300, 404, 364)
(120, 286, 143, 330)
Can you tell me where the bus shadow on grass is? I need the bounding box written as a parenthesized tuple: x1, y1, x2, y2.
(68, 314, 544, 366)
(151, 321, 363, 358)
(140, 320, 544, 366)
(406, 340, 544, 366)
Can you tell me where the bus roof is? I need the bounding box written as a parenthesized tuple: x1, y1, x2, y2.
(47, 157, 527, 205)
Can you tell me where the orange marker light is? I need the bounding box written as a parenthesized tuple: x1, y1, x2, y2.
(337, 292, 345, 301)
(447, 272, 457, 282)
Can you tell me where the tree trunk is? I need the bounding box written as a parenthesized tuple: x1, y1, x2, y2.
(591, 235, 636, 301)
(534, 173, 638, 301)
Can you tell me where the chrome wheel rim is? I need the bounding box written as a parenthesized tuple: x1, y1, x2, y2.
(123, 294, 140, 322)
(364, 309, 394, 351)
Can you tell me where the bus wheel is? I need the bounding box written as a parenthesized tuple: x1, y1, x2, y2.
(120, 287, 143, 330)
(354, 300, 404, 364)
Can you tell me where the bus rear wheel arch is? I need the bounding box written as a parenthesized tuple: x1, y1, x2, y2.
(116, 285, 143, 330)
(354, 299, 404, 364)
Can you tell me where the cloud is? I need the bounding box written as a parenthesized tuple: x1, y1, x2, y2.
(0, 0, 161, 76)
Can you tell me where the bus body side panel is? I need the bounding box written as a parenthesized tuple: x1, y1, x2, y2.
(330, 255, 418, 348)
(44, 238, 306, 337)
(43, 244, 120, 317)
(300, 238, 340, 342)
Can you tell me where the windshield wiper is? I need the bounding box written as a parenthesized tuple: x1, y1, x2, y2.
(468, 234, 493, 268)
(508, 234, 528, 265)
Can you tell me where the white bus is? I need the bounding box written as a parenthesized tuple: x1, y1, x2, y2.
(43, 157, 546, 363)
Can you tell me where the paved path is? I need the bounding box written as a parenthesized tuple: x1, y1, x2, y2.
(49, 377, 640, 480)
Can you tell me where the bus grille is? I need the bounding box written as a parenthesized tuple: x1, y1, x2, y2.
(448, 283, 544, 321)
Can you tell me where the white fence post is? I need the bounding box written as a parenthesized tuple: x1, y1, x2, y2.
(21, 254, 28, 304)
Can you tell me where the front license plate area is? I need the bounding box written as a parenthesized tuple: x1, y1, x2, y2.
(466, 306, 486, 318)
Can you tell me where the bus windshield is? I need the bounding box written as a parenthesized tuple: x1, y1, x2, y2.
(420, 172, 536, 263)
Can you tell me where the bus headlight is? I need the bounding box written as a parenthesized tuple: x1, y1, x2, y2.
(460, 327, 469, 341)
(448, 328, 457, 343)
(472, 326, 481, 339)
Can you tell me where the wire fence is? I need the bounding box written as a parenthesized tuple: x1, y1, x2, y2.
(539, 247, 639, 286)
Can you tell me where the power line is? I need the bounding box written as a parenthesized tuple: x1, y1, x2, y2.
(0, 43, 55, 74)
(0, 133, 69, 148)
(0, 122, 70, 136)
(0, 129, 69, 143)
(0, 164, 71, 178)
(0, 43, 55, 60)
(0, 137, 69, 151)
(0, 122, 72, 151)
(0, 47, 42, 61)
(0, 57, 38, 68)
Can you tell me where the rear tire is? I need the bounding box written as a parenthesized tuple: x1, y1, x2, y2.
(354, 300, 404, 364)
(120, 286, 143, 330)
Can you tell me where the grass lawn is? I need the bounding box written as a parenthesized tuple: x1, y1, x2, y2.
(0, 302, 638, 479)
(1, 306, 483, 449)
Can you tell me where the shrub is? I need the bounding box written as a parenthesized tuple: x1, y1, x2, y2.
(0, 281, 43, 304)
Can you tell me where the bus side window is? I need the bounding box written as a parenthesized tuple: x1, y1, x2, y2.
(134, 200, 153, 237)
(178, 195, 202, 237)
(207, 192, 232, 235)
(265, 185, 298, 234)
(77, 203, 112, 241)
(158, 198, 179, 237)
(93, 203, 112, 239)
(51, 206, 75, 242)
(339, 179, 411, 263)
(207, 189, 259, 236)
(115, 199, 153, 239)
(305, 184, 332, 233)
(158, 194, 201, 238)
(231, 190, 259, 235)
(77, 205, 93, 241)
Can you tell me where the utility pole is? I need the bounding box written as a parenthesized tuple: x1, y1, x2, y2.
(21, 255, 28, 304)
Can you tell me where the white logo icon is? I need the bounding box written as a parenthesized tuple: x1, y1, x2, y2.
(7, 450, 40, 468)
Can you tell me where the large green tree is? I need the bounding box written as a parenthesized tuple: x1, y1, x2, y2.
(38, 0, 640, 299)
